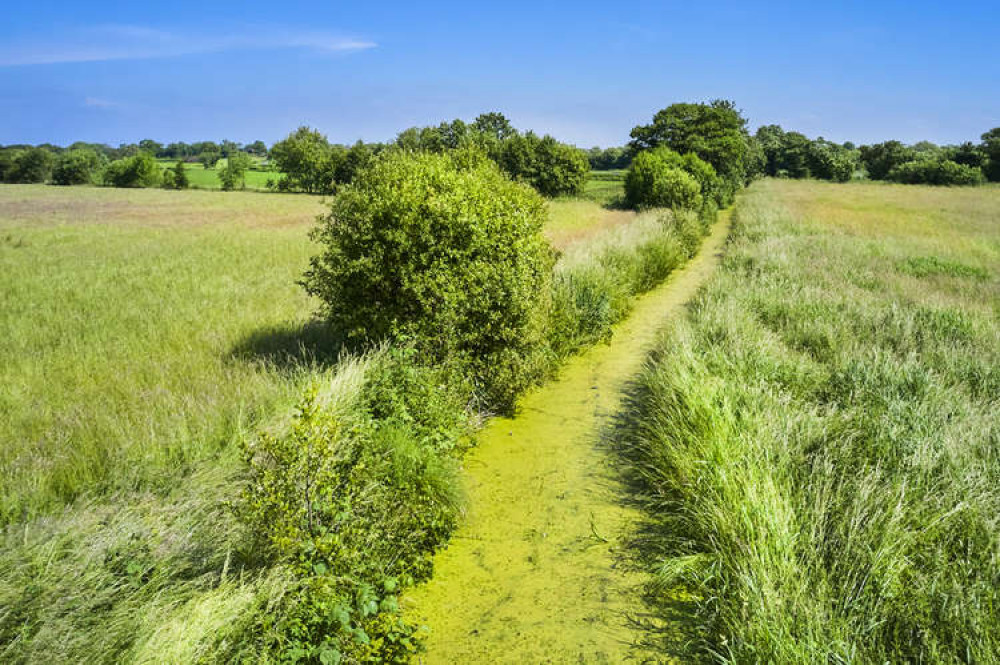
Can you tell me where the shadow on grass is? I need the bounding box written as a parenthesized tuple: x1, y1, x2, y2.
(229, 320, 346, 370)
(598, 369, 711, 664)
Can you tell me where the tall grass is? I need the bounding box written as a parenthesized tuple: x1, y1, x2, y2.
(548, 207, 713, 360)
(0, 185, 325, 520)
(621, 179, 1000, 662)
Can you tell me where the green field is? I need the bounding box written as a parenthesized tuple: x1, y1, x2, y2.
(579, 168, 625, 206)
(155, 158, 280, 190)
(623, 179, 1000, 661)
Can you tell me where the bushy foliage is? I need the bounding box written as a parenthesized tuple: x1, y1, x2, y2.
(198, 151, 222, 169)
(860, 140, 916, 180)
(302, 150, 554, 412)
(624, 147, 703, 210)
(806, 139, 858, 182)
(171, 160, 189, 189)
(100, 152, 162, 188)
(238, 348, 471, 663)
(629, 100, 758, 186)
(496, 132, 590, 196)
(270, 128, 382, 194)
(333, 141, 377, 186)
(4, 147, 56, 183)
(886, 158, 984, 185)
(51, 148, 104, 185)
(270, 126, 338, 194)
(548, 210, 711, 359)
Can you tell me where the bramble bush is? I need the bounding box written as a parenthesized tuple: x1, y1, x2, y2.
(302, 149, 554, 413)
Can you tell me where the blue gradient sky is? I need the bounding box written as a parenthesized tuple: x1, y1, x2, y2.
(1, 1, 998, 147)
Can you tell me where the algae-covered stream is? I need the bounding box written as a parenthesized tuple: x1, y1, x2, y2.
(404, 212, 732, 663)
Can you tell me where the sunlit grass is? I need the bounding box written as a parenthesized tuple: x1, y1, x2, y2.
(622, 178, 1000, 662)
(0, 185, 327, 519)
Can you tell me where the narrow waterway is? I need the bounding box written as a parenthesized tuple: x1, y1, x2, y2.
(405, 211, 732, 664)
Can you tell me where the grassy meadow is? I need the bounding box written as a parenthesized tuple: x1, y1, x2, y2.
(622, 179, 1000, 661)
(0, 185, 329, 519)
(0, 178, 688, 662)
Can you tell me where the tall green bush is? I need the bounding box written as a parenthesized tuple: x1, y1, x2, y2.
(52, 148, 104, 185)
(624, 148, 703, 210)
(100, 152, 162, 188)
(302, 150, 554, 412)
(496, 132, 590, 196)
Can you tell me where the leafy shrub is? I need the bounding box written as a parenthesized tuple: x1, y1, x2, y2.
(302, 150, 554, 412)
(237, 348, 470, 663)
(52, 148, 104, 185)
(886, 158, 984, 185)
(100, 152, 162, 188)
(394, 115, 590, 197)
(171, 160, 189, 189)
(806, 140, 857, 182)
(624, 148, 703, 210)
(5, 147, 56, 183)
(494, 131, 591, 196)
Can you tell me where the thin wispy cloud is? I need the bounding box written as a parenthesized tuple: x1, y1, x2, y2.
(0, 24, 377, 67)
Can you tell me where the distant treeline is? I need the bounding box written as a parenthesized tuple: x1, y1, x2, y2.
(3, 116, 998, 191)
(755, 125, 1000, 185)
(0, 113, 592, 197)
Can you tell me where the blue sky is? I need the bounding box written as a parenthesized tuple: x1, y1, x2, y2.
(1, 1, 998, 148)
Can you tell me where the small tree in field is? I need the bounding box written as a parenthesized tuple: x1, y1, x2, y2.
(172, 160, 189, 189)
(302, 150, 555, 411)
(270, 126, 337, 194)
(219, 152, 252, 190)
(199, 151, 221, 170)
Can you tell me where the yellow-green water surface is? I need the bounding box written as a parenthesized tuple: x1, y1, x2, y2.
(404, 211, 733, 663)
